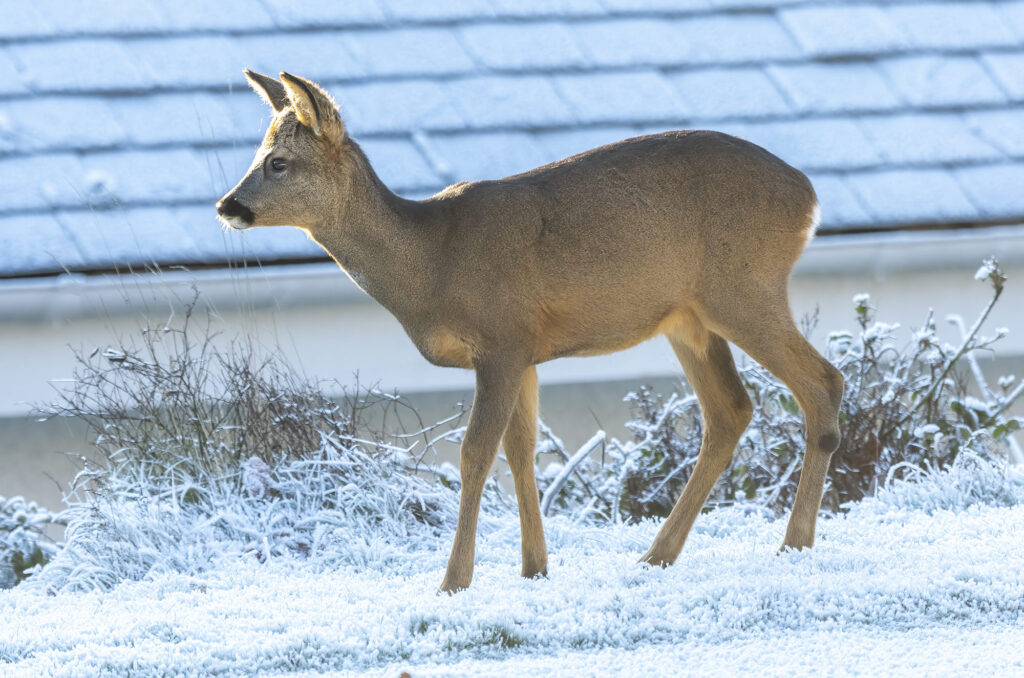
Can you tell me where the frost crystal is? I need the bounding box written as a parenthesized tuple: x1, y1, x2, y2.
(975, 259, 998, 281)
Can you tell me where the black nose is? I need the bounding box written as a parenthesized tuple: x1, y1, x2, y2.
(217, 196, 254, 223)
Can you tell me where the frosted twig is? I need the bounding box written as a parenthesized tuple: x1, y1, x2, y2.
(540, 431, 606, 517)
(949, 315, 1023, 464)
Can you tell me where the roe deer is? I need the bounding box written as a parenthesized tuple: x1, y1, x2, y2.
(217, 70, 844, 593)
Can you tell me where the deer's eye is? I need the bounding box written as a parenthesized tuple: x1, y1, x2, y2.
(270, 158, 287, 172)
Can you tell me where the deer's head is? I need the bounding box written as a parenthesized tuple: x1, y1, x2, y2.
(217, 70, 349, 230)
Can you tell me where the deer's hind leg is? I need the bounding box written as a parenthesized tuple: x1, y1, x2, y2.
(640, 330, 753, 567)
(707, 294, 844, 551)
(502, 365, 548, 579)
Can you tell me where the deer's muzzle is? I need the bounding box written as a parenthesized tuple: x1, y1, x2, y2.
(216, 196, 255, 229)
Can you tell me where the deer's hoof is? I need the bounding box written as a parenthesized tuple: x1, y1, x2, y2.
(638, 548, 673, 569)
(521, 566, 548, 580)
(438, 573, 472, 595)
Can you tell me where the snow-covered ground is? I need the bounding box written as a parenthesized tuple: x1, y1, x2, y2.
(3, 465, 1024, 678)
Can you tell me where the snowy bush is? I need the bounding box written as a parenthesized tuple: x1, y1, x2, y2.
(0, 496, 63, 589)
(30, 298, 471, 593)
(540, 259, 1023, 522)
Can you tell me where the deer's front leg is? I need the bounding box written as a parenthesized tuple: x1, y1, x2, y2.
(439, 361, 524, 594)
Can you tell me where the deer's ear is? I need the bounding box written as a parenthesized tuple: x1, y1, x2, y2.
(279, 71, 345, 140)
(244, 69, 288, 112)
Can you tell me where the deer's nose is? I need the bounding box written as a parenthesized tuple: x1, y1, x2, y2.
(216, 196, 255, 224)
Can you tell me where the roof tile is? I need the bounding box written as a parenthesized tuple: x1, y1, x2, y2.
(428, 131, 549, 181)
(847, 169, 979, 225)
(13, 39, 151, 93)
(1001, 1, 1024, 41)
(778, 6, 905, 58)
(461, 22, 587, 71)
(235, 33, 365, 84)
(56, 207, 204, 270)
(533, 126, 640, 163)
(380, 0, 495, 22)
(132, 36, 248, 89)
(0, 96, 127, 153)
(678, 68, 790, 121)
(807, 174, 872, 229)
(768, 62, 900, 114)
(706, 0, 793, 7)
(0, 1, 51, 40)
(966, 109, 1024, 157)
(261, 0, 387, 28)
(75, 148, 213, 206)
(602, 0, 709, 10)
(669, 14, 800, 64)
(0, 214, 85, 276)
(887, 2, 1017, 50)
(670, 67, 790, 119)
(981, 52, 1024, 101)
(881, 56, 1006, 107)
(574, 19, 690, 67)
(0, 153, 85, 212)
(359, 138, 440, 191)
(954, 163, 1024, 219)
(486, 0, 604, 18)
(336, 80, 465, 135)
(859, 113, 1002, 166)
(111, 92, 251, 146)
(153, 0, 276, 31)
(26, 0, 166, 36)
(445, 76, 575, 128)
(194, 146, 256, 197)
(0, 50, 29, 96)
(555, 71, 687, 124)
(343, 28, 477, 77)
(719, 118, 881, 172)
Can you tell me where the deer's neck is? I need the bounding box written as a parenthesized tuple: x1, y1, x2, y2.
(307, 143, 437, 322)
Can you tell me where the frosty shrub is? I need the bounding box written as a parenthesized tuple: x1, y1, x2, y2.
(0, 496, 64, 589)
(31, 297, 469, 592)
(860, 445, 1024, 515)
(540, 259, 1023, 522)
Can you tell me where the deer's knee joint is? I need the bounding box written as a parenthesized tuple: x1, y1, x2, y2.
(817, 430, 841, 455)
(718, 388, 753, 434)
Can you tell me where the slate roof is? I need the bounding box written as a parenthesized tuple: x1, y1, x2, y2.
(2, 0, 1024, 278)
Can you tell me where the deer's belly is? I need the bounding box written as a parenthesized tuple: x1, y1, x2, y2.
(418, 327, 475, 369)
(535, 306, 706, 362)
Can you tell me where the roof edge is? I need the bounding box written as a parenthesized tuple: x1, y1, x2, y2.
(1, 224, 1023, 323)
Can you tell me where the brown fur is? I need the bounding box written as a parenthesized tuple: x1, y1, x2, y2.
(218, 71, 845, 593)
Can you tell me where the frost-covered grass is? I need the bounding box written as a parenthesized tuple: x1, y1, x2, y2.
(2, 460, 1023, 677)
(0, 496, 64, 589)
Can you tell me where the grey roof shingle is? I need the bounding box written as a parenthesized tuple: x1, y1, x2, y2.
(880, 55, 1008, 107)
(2, 0, 1024, 278)
(778, 6, 906, 58)
(847, 169, 980, 226)
(768, 62, 901, 114)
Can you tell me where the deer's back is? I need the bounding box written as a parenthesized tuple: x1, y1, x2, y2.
(428, 130, 815, 278)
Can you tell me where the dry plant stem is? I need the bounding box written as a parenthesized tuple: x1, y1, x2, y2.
(883, 285, 1003, 440)
(949, 315, 1024, 464)
(538, 421, 599, 499)
(540, 431, 606, 517)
